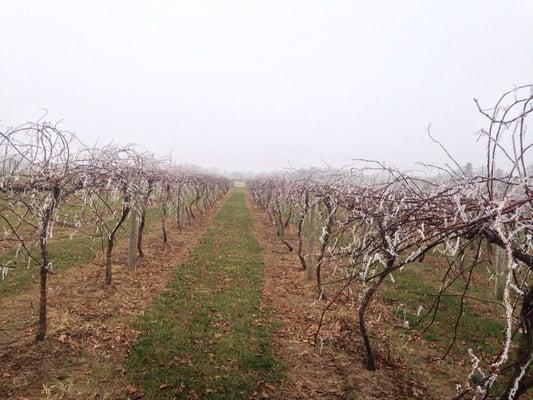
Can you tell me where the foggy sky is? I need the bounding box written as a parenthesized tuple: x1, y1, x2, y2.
(1, 1, 532, 173)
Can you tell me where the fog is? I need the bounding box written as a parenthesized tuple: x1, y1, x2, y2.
(1, 1, 532, 173)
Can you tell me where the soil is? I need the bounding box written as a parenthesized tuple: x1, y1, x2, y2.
(0, 191, 470, 400)
(247, 194, 430, 400)
(0, 198, 226, 400)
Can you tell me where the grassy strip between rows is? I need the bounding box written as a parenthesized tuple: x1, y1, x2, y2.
(383, 261, 508, 397)
(125, 188, 284, 399)
(383, 262, 504, 355)
(0, 208, 163, 297)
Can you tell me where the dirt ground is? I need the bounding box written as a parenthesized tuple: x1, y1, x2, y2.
(1, 191, 468, 400)
(0, 198, 226, 400)
(247, 194, 430, 400)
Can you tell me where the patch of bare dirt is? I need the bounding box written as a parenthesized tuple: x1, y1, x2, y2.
(0, 198, 226, 400)
(247, 195, 430, 400)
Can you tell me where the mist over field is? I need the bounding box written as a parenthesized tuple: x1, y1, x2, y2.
(1, 1, 532, 173)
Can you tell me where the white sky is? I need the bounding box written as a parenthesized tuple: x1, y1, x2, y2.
(1, 1, 532, 173)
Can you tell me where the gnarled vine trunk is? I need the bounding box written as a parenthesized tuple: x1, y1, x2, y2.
(105, 193, 131, 285)
(36, 185, 61, 342)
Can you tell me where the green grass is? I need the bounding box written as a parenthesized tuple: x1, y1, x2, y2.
(125, 188, 284, 399)
(0, 207, 163, 297)
(383, 261, 504, 355)
(381, 260, 514, 398)
(0, 234, 101, 296)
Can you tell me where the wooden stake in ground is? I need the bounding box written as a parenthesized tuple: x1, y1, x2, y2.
(128, 212, 140, 268)
(307, 202, 317, 282)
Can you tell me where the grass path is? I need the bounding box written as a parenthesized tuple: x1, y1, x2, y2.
(126, 188, 284, 399)
(0, 197, 223, 399)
